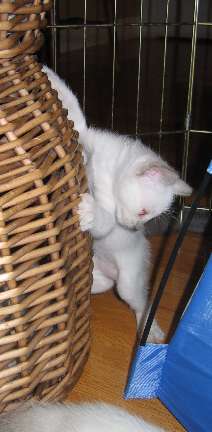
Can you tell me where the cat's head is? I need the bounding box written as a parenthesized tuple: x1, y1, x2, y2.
(114, 161, 192, 229)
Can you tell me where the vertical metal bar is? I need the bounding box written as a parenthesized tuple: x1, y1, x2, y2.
(180, 0, 199, 222)
(158, 0, 170, 153)
(83, 0, 87, 114)
(135, 0, 144, 137)
(51, 0, 57, 72)
(111, 0, 117, 130)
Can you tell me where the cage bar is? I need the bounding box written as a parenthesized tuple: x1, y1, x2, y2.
(46, 0, 211, 216)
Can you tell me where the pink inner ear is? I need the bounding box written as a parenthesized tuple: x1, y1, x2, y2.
(145, 167, 161, 178)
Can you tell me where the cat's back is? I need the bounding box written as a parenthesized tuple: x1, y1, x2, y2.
(85, 127, 127, 164)
(0, 404, 65, 432)
(0, 403, 164, 432)
(84, 128, 158, 171)
(69, 402, 162, 431)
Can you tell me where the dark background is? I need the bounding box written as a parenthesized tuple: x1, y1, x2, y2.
(39, 0, 212, 210)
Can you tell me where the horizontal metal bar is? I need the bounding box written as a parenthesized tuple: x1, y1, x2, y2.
(190, 129, 212, 134)
(47, 21, 212, 30)
(136, 129, 212, 137)
(183, 205, 211, 212)
(198, 22, 212, 26)
(47, 22, 197, 30)
(136, 130, 185, 137)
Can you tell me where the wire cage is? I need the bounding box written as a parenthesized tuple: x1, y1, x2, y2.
(41, 0, 211, 228)
(0, 0, 92, 412)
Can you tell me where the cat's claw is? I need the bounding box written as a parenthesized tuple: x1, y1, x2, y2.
(78, 192, 95, 231)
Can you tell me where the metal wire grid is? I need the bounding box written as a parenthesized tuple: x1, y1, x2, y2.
(47, 0, 211, 214)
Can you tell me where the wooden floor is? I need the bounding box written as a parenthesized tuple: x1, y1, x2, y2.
(67, 232, 211, 431)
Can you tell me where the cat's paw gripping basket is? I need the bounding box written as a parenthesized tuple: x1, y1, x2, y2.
(0, 0, 92, 412)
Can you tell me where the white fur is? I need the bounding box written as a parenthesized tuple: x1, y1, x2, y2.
(44, 66, 192, 340)
(0, 402, 165, 432)
(42, 66, 87, 136)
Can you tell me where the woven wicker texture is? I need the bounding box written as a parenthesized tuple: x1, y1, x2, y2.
(0, 0, 92, 412)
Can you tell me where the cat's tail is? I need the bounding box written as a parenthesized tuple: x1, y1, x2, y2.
(42, 65, 88, 142)
(0, 402, 166, 432)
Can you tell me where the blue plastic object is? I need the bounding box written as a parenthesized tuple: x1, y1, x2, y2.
(125, 254, 212, 432)
(124, 344, 168, 399)
(207, 160, 212, 174)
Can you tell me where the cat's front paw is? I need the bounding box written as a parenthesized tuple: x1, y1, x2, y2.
(78, 193, 95, 232)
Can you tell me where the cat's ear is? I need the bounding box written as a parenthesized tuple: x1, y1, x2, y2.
(137, 165, 179, 185)
(172, 178, 192, 196)
(136, 164, 192, 196)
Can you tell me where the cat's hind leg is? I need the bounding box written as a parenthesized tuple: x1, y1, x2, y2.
(91, 255, 114, 294)
(116, 254, 164, 342)
(117, 267, 148, 329)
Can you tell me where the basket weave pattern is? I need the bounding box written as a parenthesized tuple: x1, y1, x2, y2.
(0, 1, 92, 411)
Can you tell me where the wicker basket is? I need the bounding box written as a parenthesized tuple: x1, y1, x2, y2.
(0, 0, 92, 412)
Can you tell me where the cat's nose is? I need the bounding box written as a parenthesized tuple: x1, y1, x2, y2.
(138, 208, 147, 217)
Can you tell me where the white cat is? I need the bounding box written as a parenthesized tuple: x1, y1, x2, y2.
(43, 66, 192, 340)
(0, 402, 165, 432)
